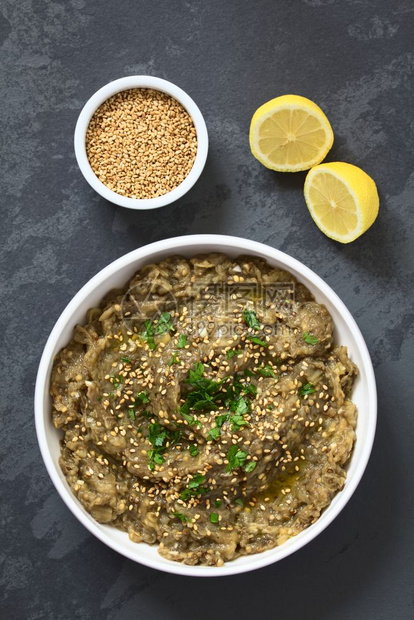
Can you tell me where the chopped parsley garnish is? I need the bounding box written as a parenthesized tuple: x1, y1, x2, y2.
(186, 361, 205, 385)
(180, 474, 209, 501)
(243, 383, 257, 396)
(244, 368, 254, 377)
(147, 423, 181, 470)
(226, 445, 248, 472)
(256, 364, 277, 378)
(169, 353, 180, 366)
(210, 513, 219, 524)
(207, 426, 221, 441)
(136, 391, 150, 404)
(299, 382, 315, 396)
(214, 499, 222, 508)
(127, 408, 136, 421)
(244, 461, 257, 473)
(148, 423, 168, 448)
(140, 410, 153, 420)
(111, 374, 124, 389)
(173, 512, 192, 523)
(188, 444, 199, 457)
(235, 498, 244, 506)
(155, 311, 175, 335)
(226, 349, 239, 360)
(231, 395, 249, 416)
(179, 409, 202, 427)
(303, 332, 318, 345)
(215, 413, 229, 428)
(121, 356, 132, 364)
(243, 309, 260, 330)
(141, 320, 156, 350)
(141, 313, 175, 350)
(181, 364, 225, 413)
(229, 414, 249, 431)
(177, 334, 187, 348)
(180, 366, 256, 434)
(246, 335, 268, 347)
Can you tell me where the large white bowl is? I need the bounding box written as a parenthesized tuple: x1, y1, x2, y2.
(74, 76, 209, 210)
(35, 235, 376, 577)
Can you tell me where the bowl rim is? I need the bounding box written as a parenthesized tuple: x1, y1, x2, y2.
(74, 76, 209, 210)
(35, 234, 377, 577)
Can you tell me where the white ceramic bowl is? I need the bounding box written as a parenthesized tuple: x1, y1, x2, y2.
(74, 76, 209, 210)
(35, 235, 376, 577)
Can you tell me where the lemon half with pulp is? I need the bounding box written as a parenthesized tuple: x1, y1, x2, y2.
(249, 94, 334, 172)
(304, 162, 379, 243)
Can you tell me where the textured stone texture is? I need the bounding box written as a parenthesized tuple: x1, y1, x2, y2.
(1, 0, 413, 618)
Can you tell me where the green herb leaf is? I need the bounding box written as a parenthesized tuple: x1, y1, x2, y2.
(169, 353, 180, 366)
(127, 409, 136, 421)
(214, 499, 222, 508)
(141, 320, 155, 350)
(173, 512, 191, 523)
(243, 309, 260, 330)
(188, 444, 199, 457)
(136, 391, 150, 404)
(111, 374, 124, 389)
(179, 407, 202, 427)
(148, 423, 167, 448)
(153, 452, 165, 465)
(140, 410, 153, 420)
(147, 423, 181, 469)
(246, 335, 268, 347)
(299, 382, 315, 396)
(180, 474, 209, 501)
(230, 414, 249, 431)
(243, 383, 257, 396)
(235, 498, 244, 506)
(226, 445, 248, 472)
(226, 349, 239, 360)
(256, 364, 276, 378)
(207, 427, 221, 441)
(215, 413, 229, 428)
(156, 311, 175, 335)
(231, 396, 249, 416)
(121, 356, 132, 364)
(177, 334, 187, 349)
(187, 362, 205, 385)
(244, 368, 254, 378)
(210, 512, 219, 524)
(303, 332, 318, 345)
(244, 461, 257, 473)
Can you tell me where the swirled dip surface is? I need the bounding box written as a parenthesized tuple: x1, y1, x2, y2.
(50, 254, 357, 566)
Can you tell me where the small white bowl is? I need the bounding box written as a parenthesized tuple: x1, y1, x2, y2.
(74, 76, 209, 210)
(35, 235, 376, 577)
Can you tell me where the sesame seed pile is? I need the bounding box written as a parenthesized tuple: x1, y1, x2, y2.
(50, 254, 358, 566)
(85, 88, 198, 199)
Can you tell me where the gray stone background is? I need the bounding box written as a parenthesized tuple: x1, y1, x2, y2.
(1, 0, 413, 618)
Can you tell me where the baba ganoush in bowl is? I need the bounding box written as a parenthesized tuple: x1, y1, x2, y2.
(35, 235, 376, 577)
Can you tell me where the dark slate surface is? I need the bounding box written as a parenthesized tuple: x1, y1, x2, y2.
(1, 0, 413, 618)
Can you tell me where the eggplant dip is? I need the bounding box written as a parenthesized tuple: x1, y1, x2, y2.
(50, 254, 358, 566)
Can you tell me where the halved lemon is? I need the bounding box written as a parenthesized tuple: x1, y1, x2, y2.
(249, 94, 334, 172)
(304, 162, 379, 243)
